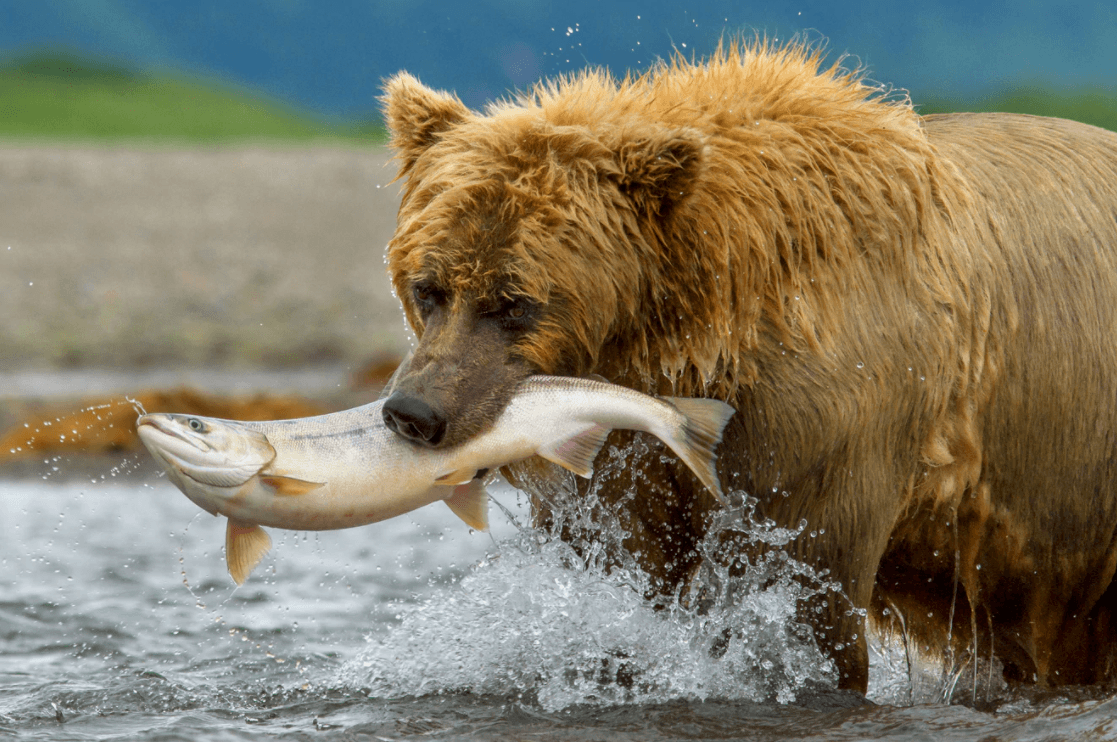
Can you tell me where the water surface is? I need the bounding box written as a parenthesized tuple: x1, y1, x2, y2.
(3, 460, 1116, 741)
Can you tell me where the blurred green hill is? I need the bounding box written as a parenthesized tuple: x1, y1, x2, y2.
(0, 50, 385, 143)
(2, 50, 1115, 142)
(919, 87, 1117, 133)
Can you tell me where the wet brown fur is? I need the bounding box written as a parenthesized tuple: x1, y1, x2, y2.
(381, 40, 1117, 692)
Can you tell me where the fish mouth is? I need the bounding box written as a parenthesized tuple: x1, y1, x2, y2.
(138, 414, 209, 450)
(137, 414, 175, 435)
(136, 415, 225, 514)
(136, 414, 211, 471)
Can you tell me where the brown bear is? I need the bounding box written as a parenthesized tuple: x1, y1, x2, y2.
(377, 40, 1117, 693)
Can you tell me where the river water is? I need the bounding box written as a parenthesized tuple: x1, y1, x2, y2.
(3, 455, 1117, 740)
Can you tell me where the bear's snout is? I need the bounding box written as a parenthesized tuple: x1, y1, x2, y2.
(382, 392, 447, 446)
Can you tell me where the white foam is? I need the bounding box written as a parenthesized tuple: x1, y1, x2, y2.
(339, 492, 842, 711)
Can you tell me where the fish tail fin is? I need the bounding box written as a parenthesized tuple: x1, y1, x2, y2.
(225, 519, 272, 585)
(662, 397, 736, 505)
(443, 478, 489, 531)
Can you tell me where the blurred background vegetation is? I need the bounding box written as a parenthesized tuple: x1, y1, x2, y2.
(2, 47, 1115, 144)
(918, 88, 1117, 132)
(0, 50, 386, 143)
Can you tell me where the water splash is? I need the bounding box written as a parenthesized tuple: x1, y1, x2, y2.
(339, 476, 840, 711)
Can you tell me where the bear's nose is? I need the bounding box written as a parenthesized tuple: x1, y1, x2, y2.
(382, 392, 447, 446)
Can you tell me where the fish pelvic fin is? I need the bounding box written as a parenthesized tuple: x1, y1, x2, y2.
(260, 474, 326, 496)
(537, 423, 611, 478)
(443, 479, 489, 532)
(662, 397, 736, 505)
(225, 519, 272, 585)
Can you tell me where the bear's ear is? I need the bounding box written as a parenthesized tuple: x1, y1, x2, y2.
(381, 72, 470, 175)
(612, 127, 706, 219)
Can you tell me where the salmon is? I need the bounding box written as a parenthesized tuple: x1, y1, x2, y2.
(137, 376, 734, 584)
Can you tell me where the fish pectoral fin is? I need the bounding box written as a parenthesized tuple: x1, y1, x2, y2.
(225, 519, 272, 585)
(537, 423, 610, 478)
(260, 474, 325, 496)
(434, 468, 478, 486)
(184, 465, 263, 489)
(443, 479, 488, 532)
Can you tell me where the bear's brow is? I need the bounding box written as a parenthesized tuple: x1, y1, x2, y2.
(475, 287, 534, 312)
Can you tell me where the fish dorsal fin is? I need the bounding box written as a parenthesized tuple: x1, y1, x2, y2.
(260, 474, 326, 496)
(225, 519, 272, 585)
(537, 423, 610, 478)
(434, 468, 477, 486)
(443, 479, 488, 531)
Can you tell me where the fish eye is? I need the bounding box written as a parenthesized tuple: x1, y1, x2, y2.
(187, 418, 205, 432)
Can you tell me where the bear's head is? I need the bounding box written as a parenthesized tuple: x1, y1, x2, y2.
(378, 73, 708, 447)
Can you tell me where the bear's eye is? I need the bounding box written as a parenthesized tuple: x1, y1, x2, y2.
(492, 298, 535, 332)
(412, 282, 444, 316)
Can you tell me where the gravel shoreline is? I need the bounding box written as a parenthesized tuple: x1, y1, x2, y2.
(0, 143, 413, 371)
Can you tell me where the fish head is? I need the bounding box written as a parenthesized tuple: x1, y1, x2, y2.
(137, 413, 277, 513)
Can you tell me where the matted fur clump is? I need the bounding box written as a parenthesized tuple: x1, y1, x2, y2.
(379, 40, 1117, 692)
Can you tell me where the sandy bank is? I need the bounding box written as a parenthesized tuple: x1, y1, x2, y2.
(0, 143, 413, 370)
